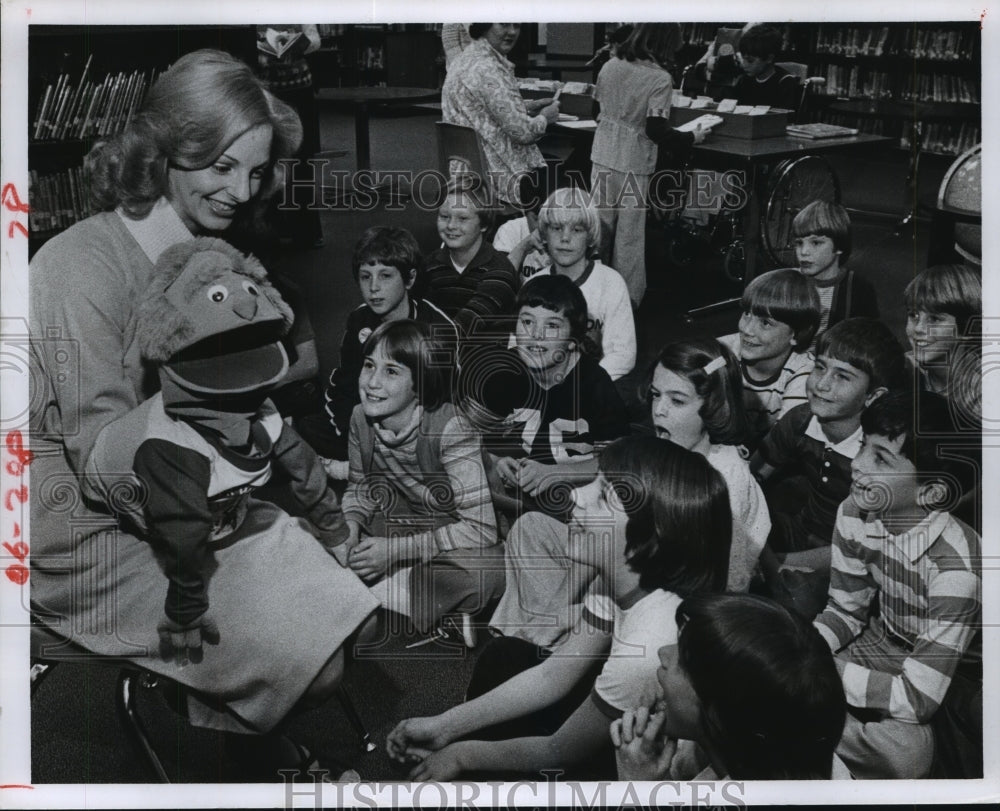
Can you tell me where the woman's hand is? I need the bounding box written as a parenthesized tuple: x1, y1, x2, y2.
(539, 101, 561, 124)
(386, 716, 454, 763)
(690, 122, 711, 144)
(348, 535, 389, 583)
(407, 742, 468, 782)
(525, 97, 554, 114)
(611, 707, 677, 781)
(157, 611, 221, 667)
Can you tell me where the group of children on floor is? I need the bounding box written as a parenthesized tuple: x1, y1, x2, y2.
(139, 157, 980, 781)
(251, 171, 980, 782)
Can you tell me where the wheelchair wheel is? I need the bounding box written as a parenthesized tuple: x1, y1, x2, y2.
(761, 155, 841, 267)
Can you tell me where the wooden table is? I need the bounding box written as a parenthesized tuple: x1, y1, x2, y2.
(315, 86, 441, 171)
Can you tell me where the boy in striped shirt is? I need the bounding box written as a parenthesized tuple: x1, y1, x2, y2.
(813, 389, 981, 779)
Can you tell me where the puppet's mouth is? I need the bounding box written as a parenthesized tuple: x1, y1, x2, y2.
(164, 322, 289, 394)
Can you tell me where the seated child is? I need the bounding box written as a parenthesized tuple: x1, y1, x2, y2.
(342, 319, 502, 637)
(793, 200, 878, 341)
(84, 238, 377, 659)
(813, 388, 981, 779)
(322, 226, 458, 469)
(525, 187, 636, 380)
(904, 262, 981, 400)
(719, 268, 820, 444)
(423, 175, 520, 339)
(649, 337, 770, 591)
(904, 262, 982, 529)
(465, 275, 631, 648)
(733, 24, 799, 111)
(387, 436, 732, 781)
(614, 593, 847, 781)
(751, 318, 905, 619)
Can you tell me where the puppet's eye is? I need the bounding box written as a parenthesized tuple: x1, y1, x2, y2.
(242, 280, 260, 296)
(207, 285, 229, 303)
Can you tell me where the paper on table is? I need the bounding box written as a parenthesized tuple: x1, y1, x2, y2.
(675, 113, 724, 132)
(556, 118, 597, 129)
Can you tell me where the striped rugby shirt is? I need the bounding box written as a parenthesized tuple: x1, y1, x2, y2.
(814, 501, 981, 723)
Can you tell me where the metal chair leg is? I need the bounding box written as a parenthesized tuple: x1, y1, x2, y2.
(336, 685, 376, 753)
(115, 669, 171, 782)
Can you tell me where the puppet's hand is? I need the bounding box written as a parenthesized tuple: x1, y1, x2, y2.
(157, 611, 220, 667)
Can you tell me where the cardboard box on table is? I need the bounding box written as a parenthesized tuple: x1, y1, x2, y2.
(669, 105, 791, 139)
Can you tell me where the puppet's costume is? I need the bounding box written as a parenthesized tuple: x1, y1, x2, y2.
(80, 238, 378, 730)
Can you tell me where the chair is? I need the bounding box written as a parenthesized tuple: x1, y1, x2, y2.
(435, 122, 521, 219)
(30, 616, 375, 782)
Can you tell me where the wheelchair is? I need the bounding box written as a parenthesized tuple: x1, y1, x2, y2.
(661, 61, 840, 293)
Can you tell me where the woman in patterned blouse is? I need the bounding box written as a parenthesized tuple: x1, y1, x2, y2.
(442, 24, 560, 207)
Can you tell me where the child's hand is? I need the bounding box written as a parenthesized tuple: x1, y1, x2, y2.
(515, 458, 551, 497)
(157, 611, 220, 667)
(348, 535, 389, 583)
(386, 716, 453, 763)
(407, 742, 467, 782)
(612, 707, 676, 781)
(495, 456, 522, 491)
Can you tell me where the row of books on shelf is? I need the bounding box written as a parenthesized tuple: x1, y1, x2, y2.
(32, 60, 157, 142)
(818, 112, 978, 155)
(813, 66, 893, 99)
(898, 73, 979, 104)
(896, 27, 977, 61)
(788, 25, 975, 60)
(810, 26, 892, 57)
(900, 122, 980, 156)
(28, 167, 93, 234)
(358, 46, 385, 69)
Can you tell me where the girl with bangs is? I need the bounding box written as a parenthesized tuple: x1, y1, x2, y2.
(719, 268, 821, 445)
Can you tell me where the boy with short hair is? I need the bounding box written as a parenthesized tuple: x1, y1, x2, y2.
(751, 318, 905, 617)
(792, 200, 878, 341)
(719, 268, 821, 444)
(322, 226, 457, 469)
(814, 388, 981, 779)
(734, 25, 799, 111)
(525, 187, 636, 380)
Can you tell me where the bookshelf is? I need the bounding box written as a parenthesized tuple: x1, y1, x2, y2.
(27, 24, 257, 253)
(671, 21, 980, 157)
(311, 24, 443, 89)
(792, 22, 980, 156)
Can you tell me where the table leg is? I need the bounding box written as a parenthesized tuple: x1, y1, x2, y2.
(355, 100, 371, 172)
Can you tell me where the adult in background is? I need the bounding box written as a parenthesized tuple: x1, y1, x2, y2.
(442, 23, 559, 208)
(29, 49, 378, 777)
(590, 22, 709, 307)
(256, 23, 325, 247)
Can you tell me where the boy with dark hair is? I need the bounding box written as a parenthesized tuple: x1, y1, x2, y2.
(321, 226, 458, 473)
(793, 201, 879, 340)
(751, 318, 905, 617)
(814, 388, 981, 779)
(734, 24, 799, 111)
